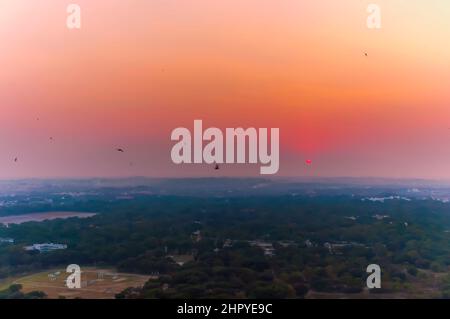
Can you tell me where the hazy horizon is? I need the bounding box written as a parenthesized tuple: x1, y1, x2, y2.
(2, 175, 450, 185)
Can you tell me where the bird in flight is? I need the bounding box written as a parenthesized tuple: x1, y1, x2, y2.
(14, 157, 18, 162)
(116, 148, 125, 153)
(364, 52, 368, 57)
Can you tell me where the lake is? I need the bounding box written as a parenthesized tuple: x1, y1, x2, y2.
(0, 211, 97, 226)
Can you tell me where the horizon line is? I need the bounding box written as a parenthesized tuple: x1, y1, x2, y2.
(1, 175, 450, 183)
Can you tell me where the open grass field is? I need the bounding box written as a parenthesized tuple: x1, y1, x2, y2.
(1, 267, 153, 299)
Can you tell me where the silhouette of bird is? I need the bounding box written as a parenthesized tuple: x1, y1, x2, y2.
(116, 148, 125, 153)
(214, 164, 220, 170)
(14, 157, 18, 162)
(364, 52, 368, 57)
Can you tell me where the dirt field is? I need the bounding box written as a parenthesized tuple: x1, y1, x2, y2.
(5, 267, 154, 299)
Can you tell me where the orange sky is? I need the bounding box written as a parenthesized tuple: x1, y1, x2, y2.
(1, 0, 450, 178)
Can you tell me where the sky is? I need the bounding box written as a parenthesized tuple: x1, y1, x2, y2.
(1, 0, 450, 179)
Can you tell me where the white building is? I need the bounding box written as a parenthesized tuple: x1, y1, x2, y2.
(24, 243, 67, 252)
(248, 240, 275, 257)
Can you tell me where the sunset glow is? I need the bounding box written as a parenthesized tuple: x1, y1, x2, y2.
(1, 0, 450, 178)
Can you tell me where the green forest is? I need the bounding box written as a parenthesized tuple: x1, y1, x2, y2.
(1, 193, 449, 299)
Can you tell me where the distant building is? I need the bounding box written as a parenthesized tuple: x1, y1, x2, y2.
(168, 254, 194, 266)
(305, 240, 314, 248)
(24, 243, 67, 252)
(248, 240, 275, 257)
(191, 230, 202, 242)
(364, 196, 411, 203)
(372, 214, 390, 220)
(0, 238, 14, 244)
(324, 242, 333, 254)
(324, 241, 367, 254)
(223, 239, 233, 248)
(278, 241, 296, 248)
